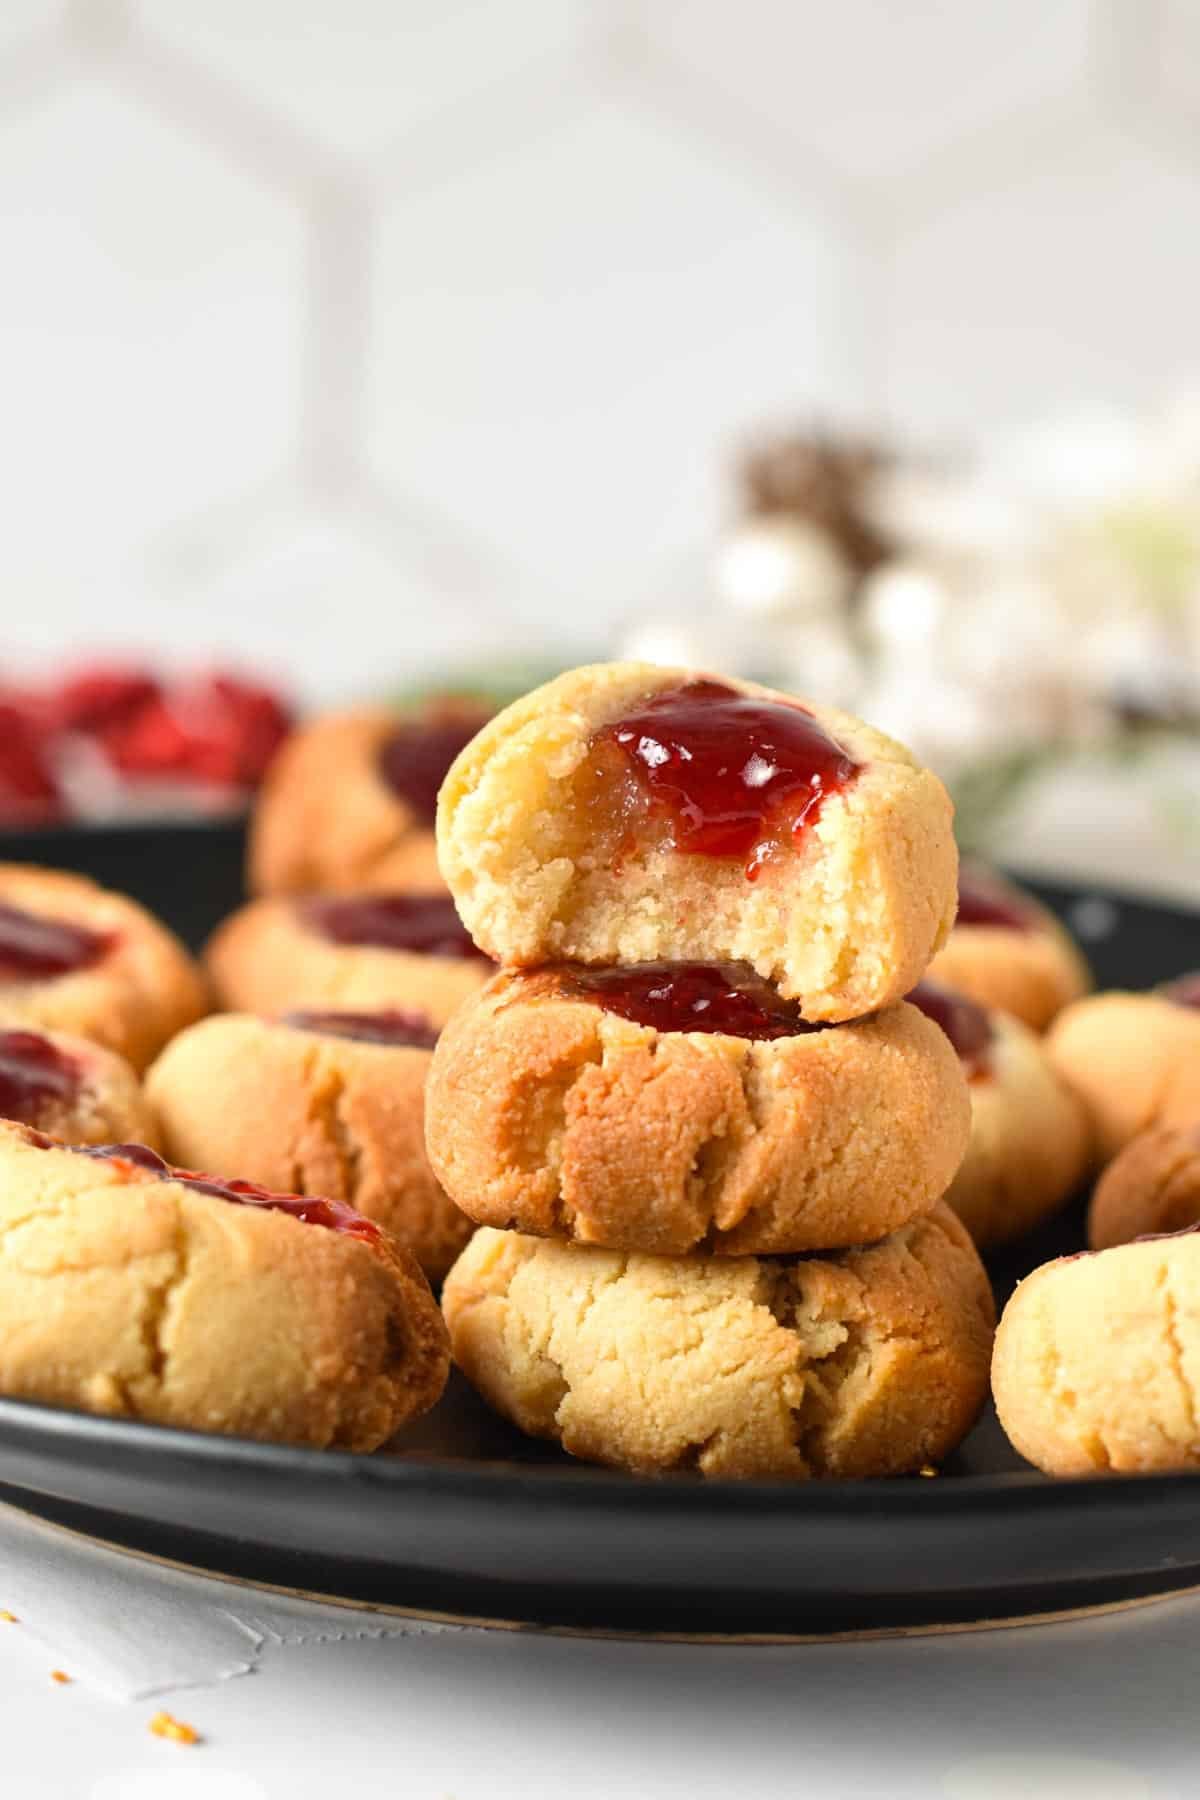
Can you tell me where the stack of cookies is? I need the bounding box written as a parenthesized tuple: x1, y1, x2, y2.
(429, 662, 996, 1481)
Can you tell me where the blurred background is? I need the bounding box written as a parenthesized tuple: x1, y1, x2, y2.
(3, 0, 1200, 898)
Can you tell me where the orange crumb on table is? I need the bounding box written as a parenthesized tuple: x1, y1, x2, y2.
(50, 1670, 71, 1685)
(0, 1610, 17, 1623)
(149, 1711, 200, 1746)
(918, 1466, 939, 1478)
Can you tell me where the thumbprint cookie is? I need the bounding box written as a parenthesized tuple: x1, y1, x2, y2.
(1046, 978, 1200, 1162)
(147, 1009, 471, 1281)
(0, 1019, 156, 1147)
(425, 964, 970, 1255)
(993, 1228, 1200, 1475)
(926, 862, 1090, 1033)
(1088, 1123, 1200, 1251)
(248, 697, 491, 896)
(0, 1122, 448, 1449)
(436, 662, 957, 1021)
(0, 864, 206, 1072)
(907, 980, 1091, 1248)
(205, 891, 491, 1029)
(442, 1207, 994, 1480)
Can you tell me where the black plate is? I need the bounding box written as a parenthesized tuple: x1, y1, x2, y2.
(0, 821, 1197, 1637)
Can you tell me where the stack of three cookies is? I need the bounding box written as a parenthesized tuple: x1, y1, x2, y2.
(427, 663, 995, 1481)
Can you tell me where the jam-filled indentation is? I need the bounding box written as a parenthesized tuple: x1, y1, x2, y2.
(955, 867, 1035, 933)
(0, 1029, 81, 1124)
(0, 902, 113, 982)
(281, 1008, 440, 1051)
(545, 961, 827, 1041)
(300, 893, 487, 962)
(591, 679, 861, 879)
(378, 707, 490, 824)
(907, 979, 994, 1078)
(60, 1140, 381, 1243)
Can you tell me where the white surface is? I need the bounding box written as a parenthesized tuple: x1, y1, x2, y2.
(1, 5, 1199, 697)
(0, 1501, 1195, 1799)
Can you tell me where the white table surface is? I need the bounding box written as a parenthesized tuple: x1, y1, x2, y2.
(0, 1502, 1194, 1800)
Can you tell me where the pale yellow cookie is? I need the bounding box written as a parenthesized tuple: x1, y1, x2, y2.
(248, 697, 491, 897)
(935, 1003, 1092, 1249)
(0, 1121, 448, 1450)
(927, 863, 1090, 1033)
(148, 1010, 471, 1281)
(0, 864, 207, 1072)
(437, 663, 957, 1020)
(205, 892, 491, 1029)
(425, 968, 970, 1255)
(1046, 991, 1200, 1162)
(993, 1231, 1200, 1475)
(442, 1207, 994, 1479)
(0, 1017, 157, 1147)
(1089, 1124, 1200, 1251)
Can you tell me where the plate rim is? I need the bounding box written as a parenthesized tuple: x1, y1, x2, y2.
(0, 1390, 1197, 1517)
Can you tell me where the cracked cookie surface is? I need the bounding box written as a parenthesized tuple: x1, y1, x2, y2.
(0, 1120, 448, 1449)
(0, 864, 207, 1072)
(425, 971, 970, 1254)
(442, 1206, 994, 1479)
(436, 662, 958, 1021)
(148, 1012, 473, 1281)
(993, 1231, 1200, 1474)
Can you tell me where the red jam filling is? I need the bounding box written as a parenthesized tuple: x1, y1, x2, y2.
(549, 962, 826, 1040)
(592, 679, 861, 879)
(1162, 973, 1200, 1011)
(955, 867, 1035, 933)
(378, 707, 490, 823)
(282, 1008, 440, 1051)
(0, 903, 113, 982)
(907, 979, 994, 1077)
(65, 1141, 381, 1244)
(300, 893, 487, 962)
(0, 1030, 81, 1124)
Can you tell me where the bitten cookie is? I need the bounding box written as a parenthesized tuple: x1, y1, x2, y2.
(206, 891, 492, 1028)
(926, 862, 1091, 1032)
(147, 1009, 472, 1281)
(0, 865, 207, 1071)
(248, 697, 491, 896)
(425, 964, 970, 1255)
(1089, 1124, 1200, 1251)
(993, 1231, 1200, 1475)
(907, 981, 1091, 1249)
(437, 662, 957, 1020)
(442, 1207, 994, 1479)
(0, 1123, 448, 1449)
(1045, 981, 1200, 1162)
(0, 1020, 157, 1147)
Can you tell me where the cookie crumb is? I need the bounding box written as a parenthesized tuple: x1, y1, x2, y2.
(918, 1465, 939, 1478)
(0, 1610, 17, 1623)
(149, 1711, 200, 1746)
(50, 1670, 71, 1685)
